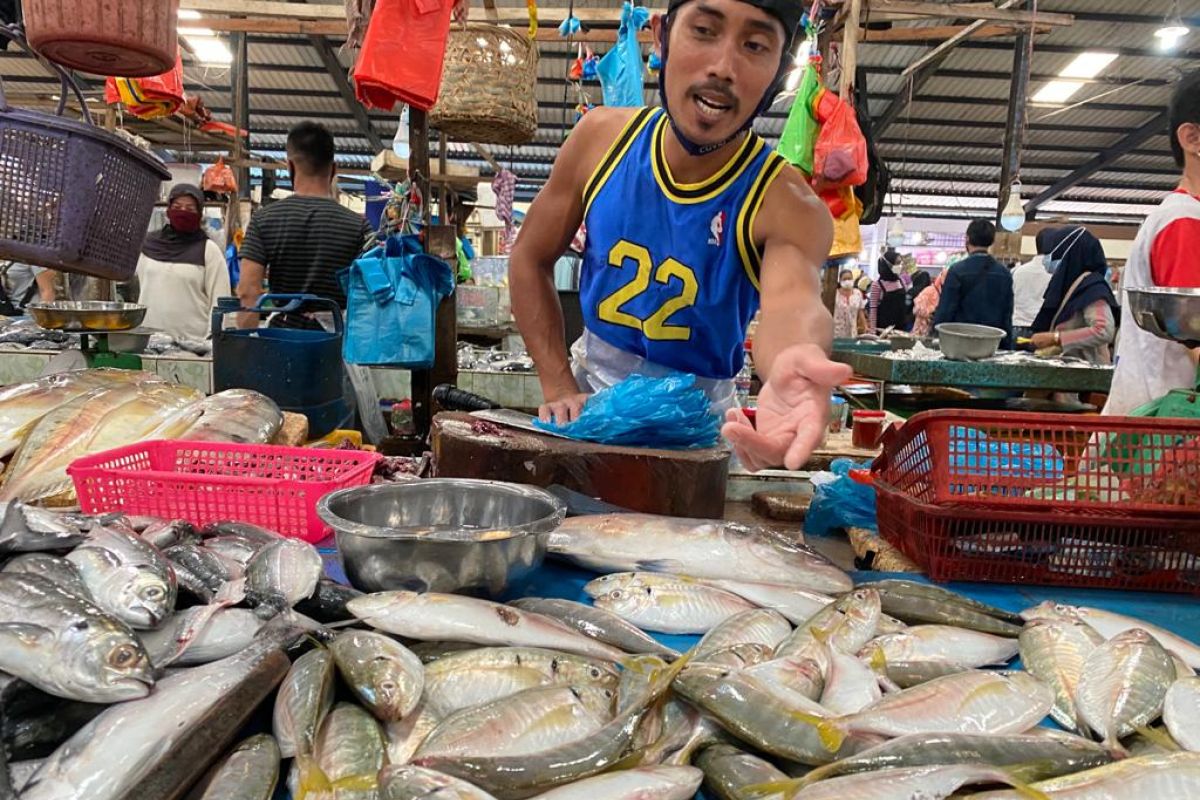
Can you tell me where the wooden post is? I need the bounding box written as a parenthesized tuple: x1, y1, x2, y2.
(231, 32, 251, 203)
(997, 28, 1032, 226)
(839, 0, 863, 101)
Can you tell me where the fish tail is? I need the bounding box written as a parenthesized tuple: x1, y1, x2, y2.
(295, 755, 331, 799)
(786, 710, 844, 753)
(739, 778, 806, 798)
(1135, 724, 1181, 752)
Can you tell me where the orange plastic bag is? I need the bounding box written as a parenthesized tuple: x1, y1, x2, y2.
(202, 156, 238, 195)
(813, 90, 868, 188)
(103, 51, 184, 119)
(353, 0, 454, 112)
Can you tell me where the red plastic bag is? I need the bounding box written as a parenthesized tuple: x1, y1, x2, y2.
(103, 51, 185, 119)
(202, 156, 238, 195)
(813, 90, 868, 189)
(353, 0, 454, 112)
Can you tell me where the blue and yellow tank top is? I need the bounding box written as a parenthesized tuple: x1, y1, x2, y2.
(580, 107, 788, 380)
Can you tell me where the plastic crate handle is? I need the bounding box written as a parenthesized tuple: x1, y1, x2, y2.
(215, 293, 345, 334)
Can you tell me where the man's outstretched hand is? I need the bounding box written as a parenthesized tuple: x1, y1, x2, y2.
(722, 344, 854, 472)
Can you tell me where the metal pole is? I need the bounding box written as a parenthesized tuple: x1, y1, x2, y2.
(997, 28, 1032, 224)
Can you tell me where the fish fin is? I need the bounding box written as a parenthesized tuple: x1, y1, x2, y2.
(1006, 760, 1055, 784)
(331, 774, 378, 791)
(0, 622, 53, 648)
(215, 577, 245, 605)
(785, 710, 844, 753)
(1009, 783, 1052, 800)
(810, 626, 830, 644)
(295, 755, 331, 799)
(1101, 736, 1131, 759)
(636, 558, 685, 574)
(1136, 724, 1181, 752)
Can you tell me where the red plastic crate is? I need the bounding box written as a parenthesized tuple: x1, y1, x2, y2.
(68, 441, 381, 543)
(871, 410, 1200, 593)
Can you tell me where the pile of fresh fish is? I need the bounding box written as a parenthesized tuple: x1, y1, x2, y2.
(5, 509, 1200, 800)
(0, 369, 283, 505)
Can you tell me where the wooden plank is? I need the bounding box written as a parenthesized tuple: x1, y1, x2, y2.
(861, 22, 1046, 43)
(179, 18, 345, 34)
(370, 150, 481, 190)
(898, 0, 1025, 76)
(180, 0, 346, 19)
(869, 0, 1073, 26)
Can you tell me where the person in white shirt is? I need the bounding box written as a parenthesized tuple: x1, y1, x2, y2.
(1010, 228, 1053, 340)
(135, 183, 230, 342)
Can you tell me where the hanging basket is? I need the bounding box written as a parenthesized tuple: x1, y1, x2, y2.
(0, 25, 170, 281)
(430, 22, 539, 146)
(23, 0, 179, 78)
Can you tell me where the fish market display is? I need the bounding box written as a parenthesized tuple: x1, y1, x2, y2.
(9, 503, 1200, 800)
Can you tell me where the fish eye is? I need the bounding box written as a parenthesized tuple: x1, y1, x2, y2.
(379, 680, 397, 693)
(108, 645, 138, 668)
(142, 586, 164, 601)
(644, 587, 653, 596)
(589, 666, 602, 679)
(609, 590, 623, 600)
(69, 620, 89, 632)
(551, 657, 561, 672)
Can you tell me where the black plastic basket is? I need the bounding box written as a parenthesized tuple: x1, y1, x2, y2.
(0, 24, 170, 281)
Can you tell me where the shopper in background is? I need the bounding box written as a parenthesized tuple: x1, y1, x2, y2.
(910, 268, 946, 338)
(1011, 228, 1054, 341)
(3, 264, 56, 310)
(237, 121, 373, 329)
(868, 248, 908, 331)
(135, 183, 229, 342)
(1029, 227, 1119, 365)
(932, 218, 1015, 348)
(833, 268, 867, 340)
(1105, 69, 1200, 415)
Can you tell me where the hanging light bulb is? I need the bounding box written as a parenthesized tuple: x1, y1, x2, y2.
(1000, 180, 1026, 232)
(1155, 0, 1189, 49)
(886, 214, 905, 247)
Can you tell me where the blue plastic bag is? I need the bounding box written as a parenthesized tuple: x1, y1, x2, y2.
(805, 459, 878, 536)
(339, 234, 454, 368)
(595, 2, 651, 107)
(534, 373, 720, 449)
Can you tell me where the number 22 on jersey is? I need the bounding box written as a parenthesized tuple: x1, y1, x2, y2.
(596, 240, 699, 341)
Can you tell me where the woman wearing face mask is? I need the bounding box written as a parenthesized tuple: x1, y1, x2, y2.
(1028, 226, 1119, 365)
(135, 183, 231, 342)
(833, 269, 867, 340)
(868, 249, 908, 332)
(910, 268, 946, 339)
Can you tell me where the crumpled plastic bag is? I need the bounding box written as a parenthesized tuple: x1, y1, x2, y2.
(804, 459, 877, 536)
(534, 373, 720, 449)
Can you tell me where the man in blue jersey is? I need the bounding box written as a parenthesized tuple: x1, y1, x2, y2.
(510, 0, 852, 471)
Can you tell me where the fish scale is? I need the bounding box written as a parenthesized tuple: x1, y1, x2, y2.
(1018, 619, 1104, 732)
(1075, 628, 1175, 747)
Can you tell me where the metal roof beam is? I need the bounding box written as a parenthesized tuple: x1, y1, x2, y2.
(309, 35, 385, 152)
(1024, 111, 1171, 215)
(874, 49, 955, 136)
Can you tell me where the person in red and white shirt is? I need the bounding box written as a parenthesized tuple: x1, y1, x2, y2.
(1104, 70, 1200, 416)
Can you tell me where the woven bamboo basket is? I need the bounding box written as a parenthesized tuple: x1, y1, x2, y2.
(430, 21, 538, 146)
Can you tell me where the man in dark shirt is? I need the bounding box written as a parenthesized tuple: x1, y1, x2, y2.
(933, 218, 1016, 349)
(237, 121, 372, 327)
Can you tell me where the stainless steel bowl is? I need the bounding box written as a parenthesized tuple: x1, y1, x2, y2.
(1127, 287, 1200, 348)
(318, 479, 566, 597)
(27, 301, 146, 332)
(936, 323, 1006, 361)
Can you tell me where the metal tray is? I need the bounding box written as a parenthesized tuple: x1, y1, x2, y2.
(27, 301, 146, 332)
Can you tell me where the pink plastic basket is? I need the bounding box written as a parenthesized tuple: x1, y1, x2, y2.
(68, 441, 381, 543)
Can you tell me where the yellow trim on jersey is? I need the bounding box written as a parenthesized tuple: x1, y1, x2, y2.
(735, 152, 788, 292)
(649, 115, 765, 205)
(582, 107, 657, 216)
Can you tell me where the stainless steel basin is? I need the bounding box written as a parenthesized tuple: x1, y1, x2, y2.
(318, 479, 566, 597)
(1127, 287, 1200, 348)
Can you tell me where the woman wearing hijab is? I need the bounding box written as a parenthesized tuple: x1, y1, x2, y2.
(136, 184, 230, 342)
(910, 269, 946, 338)
(867, 248, 908, 331)
(1029, 226, 1119, 365)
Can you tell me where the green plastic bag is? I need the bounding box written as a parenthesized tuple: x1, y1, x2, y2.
(1098, 388, 1200, 477)
(777, 57, 822, 175)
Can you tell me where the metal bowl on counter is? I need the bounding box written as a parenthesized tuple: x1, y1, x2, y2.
(27, 301, 146, 332)
(318, 479, 566, 597)
(936, 322, 1006, 361)
(1127, 287, 1200, 348)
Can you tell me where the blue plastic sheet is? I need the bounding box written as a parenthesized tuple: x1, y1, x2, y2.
(805, 458, 878, 536)
(339, 234, 455, 368)
(534, 373, 721, 449)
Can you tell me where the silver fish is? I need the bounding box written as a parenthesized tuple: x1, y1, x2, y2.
(330, 630, 424, 722)
(701, 579, 834, 625)
(694, 608, 792, 659)
(379, 764, 498, 799)
(203, 534, 264, 569)
(588, 574, 757, 635)
(197, 733, 280, 800)
(385, 702, 442, 766)
(1076, 628, 1175, 747)
(1165, 676, 1200, 752)
(0, 502, 88, 554)
(820, 650, 882, 716)
(274, 647, 336, 759)
(1018, 618, 1105, 732)
(137, 519, 200, 551)
(546, 514, 852, 592)
(526, 765, 702, 799)
(0, 572, 154, 703)
(775, 588, 881, 659)
(860, 580, 1023, 637)
(66, 525, 177, 629)
(970, 751, 1200, 799)
(695, 744, 789, 800)
(21, 622, 298, 800)
(509, 597, 679, 658)
(860, 623, 1021, 688)
(164, 543, 240, 603)
(1, 553, 89, 599)
(178, 388, 283, 444)
(1022, 601, 1200, 669)
(202, 520, 283, 545)
(139, 605, 264, 667)
(780, 763, 1032, 800)
(245, 537, 322, 617)
(348, 591, 626, 662)
(308, 702, 386, 800)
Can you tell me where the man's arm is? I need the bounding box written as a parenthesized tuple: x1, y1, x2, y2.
(34, 269, 57, 302)
(236, 258, 266, 329)
(510, 108, 633, 423)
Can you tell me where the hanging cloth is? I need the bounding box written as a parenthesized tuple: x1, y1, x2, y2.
(492, 169, 517, 253)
